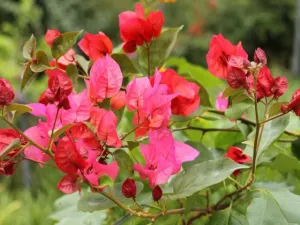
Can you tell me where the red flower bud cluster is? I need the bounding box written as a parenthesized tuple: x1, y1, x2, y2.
(0, 78, 15, 105)
(281, 89, 300, 116)
(206, 34, 288, 101)
(224, 146, 251, 176)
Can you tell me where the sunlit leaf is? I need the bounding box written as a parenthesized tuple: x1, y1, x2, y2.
(20, 62, 36, 92)
(7, 103, 32, 115)
(23, 34, 36, 60)
(170, 158, 248, 199)
(51, 31, 82, 58)
(30, 51, 50, 72)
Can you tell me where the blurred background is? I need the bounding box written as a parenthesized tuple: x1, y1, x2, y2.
(0, 0, 300, 224)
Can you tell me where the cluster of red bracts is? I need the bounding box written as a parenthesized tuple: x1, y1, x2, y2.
(206, 34, 300, 117)
(0, 129, 27, 176)
(119, 3, 164, 53)
(206, 34, 288, 101)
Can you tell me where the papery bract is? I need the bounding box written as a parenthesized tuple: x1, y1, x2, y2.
(206, 34, 248, 79)
(90, 107, 121, 147)
(0, 160, 15, 176)
(61, 90, 92, 125)
(79, 32, 113, 61)
(45, 29, 61, 46)
(281, 89, 300, 116)
(126, 77, 151, 111)
(0, 78, 15, 105)
(55, 137, 86, 174)
(84, 150, 119, 186)
(134, 71, 177, 136)
(224, 146, 251, 176)
(50, 49, 76, 70)
(110, 91, 126, 110)
(159, 69, 200, 116)
(254, 48, 267, 66)
(57, 174, 79, 194)
(118, 3, 164, 53)
(227, 66, 247, 89)
(134, 128, 198, 187)
(215, 92, 228, 111)
(271, 76, 288, 98)
(46, 69, 73, 106)
(86, 55, 123, 104)
(0, 129, 21, 156)
(24, 122, 51, 164)
(257, 66, 273, 98)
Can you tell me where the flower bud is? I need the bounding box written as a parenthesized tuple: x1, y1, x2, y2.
(0, 78, 15, 105)
(45, 29, 61, 46)
(122, 178, 136, 199)
(254, 48, 267, 66)
(110, 91, 126, 110)
(152, 185, 163, 201)
(0, 160, 15, 176)
(280, 104, 289, 114)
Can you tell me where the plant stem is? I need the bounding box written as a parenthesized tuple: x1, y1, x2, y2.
(172, 126, 240, 133)
(99, 189, 229, 222)
(206, 109, 299, 138)
(259, 113, 286, 125)
(251, 76, 260, 176)
(47, 107, 60, 156)
(23, 157, 58, 168)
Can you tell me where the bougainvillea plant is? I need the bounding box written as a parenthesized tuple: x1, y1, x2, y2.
(1, 2, 300, 225)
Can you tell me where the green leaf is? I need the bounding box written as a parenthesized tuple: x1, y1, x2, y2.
(225, 99, 253, 119)
(247, 190, 300, 225)
(52, 124, 74, 140)
(170, 158, 248, 199)
(50, 193, 106, 225)
(244, 114, 290, 159)
(222, 87, 244, 98)
(257, 114, 290, 158)
(114, 149, 134, 175)
(166, 57, 223, 89)
(111, 53, 139, 75)
(0, 138, 21, 158)
(23, 34, 36, 60)
(20, 62, 36, 91)
(137, 26, 183, 75)
(182, 141, 213, 170)
(66, 64, 79, 86)
(75, 54, 90, 75)
(232, 94, 252, 104)
(77, 182, 144, 212)
(30, 51, 50, 72)
(127, 141, 139, 151)
(207, 204, 249, 225)
(97, 175, 113, 189)
(7, 103, 32, 115)
(51, 31, 82, 59)
(269, 102, 288, 117)
(272, 153, 300, 173)
(237, 122, 251, 139)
